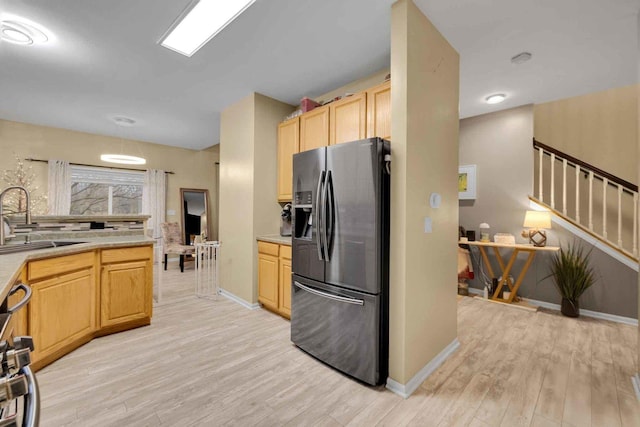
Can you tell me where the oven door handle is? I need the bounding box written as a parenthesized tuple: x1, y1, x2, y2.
(8, 283, 31, 314)
(293, 281, 364, 306)
(22, 365, 40, 427)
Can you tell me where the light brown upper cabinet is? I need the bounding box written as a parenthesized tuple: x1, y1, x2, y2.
(277, 117, 299, 202)
(330, 92, 367, 146)
(300, 105, 329, 152)
(366, 80, 391, 140)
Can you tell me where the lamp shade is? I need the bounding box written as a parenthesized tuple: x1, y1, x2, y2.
(523, 210, 551, 229)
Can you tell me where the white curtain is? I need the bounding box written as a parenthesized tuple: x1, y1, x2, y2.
(47, 160, 71, 215)
(142, 169, 166, 240)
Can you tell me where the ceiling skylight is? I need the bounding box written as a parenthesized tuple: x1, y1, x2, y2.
(159, 0, 256, 57)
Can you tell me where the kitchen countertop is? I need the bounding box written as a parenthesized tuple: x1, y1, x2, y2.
(257, 235, 291, 246)
(0, 235, 154, 302)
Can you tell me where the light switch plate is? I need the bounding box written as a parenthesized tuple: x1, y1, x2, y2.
(424, 217, 432, 233)
(429, 193, 442, 208)
(167, 209, 176, 216)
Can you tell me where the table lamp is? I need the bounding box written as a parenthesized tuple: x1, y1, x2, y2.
(522, 210, 551, 247)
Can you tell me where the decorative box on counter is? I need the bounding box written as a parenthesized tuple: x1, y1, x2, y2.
(493, 233, 516, 245)
(300, 97, 320, 113)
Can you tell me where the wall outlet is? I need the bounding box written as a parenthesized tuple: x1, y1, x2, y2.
(424, 217, 432, 233)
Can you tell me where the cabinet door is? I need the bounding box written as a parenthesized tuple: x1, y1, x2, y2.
(300, 105, 329, 152)
(29, 268, 97, 364)
(101, 260, 152, 329)
(277, 117, 299, 202)
(330, 92, 367, 146)
(278, 257, 292, 319)
(258, 253, 279, 311)
(366, 80, 391, 140)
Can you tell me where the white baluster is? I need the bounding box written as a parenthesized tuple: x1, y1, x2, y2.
(633, 192, 638, 257)
(550, 153, 555, 209)
(538, 148, 543, 201)
(562, 159, 567, 215)
(588, 171, 594, 231)
(617, 185, 622, 248)
(602, 178, 608, 240)
(575, 165, 580, 223)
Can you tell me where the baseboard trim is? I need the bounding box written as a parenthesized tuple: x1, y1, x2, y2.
(466, 287, 638, 326)
(632, 374, 640, 401)
(219, 288, 260, 310)
(386, 338, 460, 399)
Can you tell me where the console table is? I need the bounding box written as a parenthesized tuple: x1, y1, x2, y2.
(462, 240, 559, 304)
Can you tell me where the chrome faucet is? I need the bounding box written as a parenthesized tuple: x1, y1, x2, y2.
(0, 186, 32, 246)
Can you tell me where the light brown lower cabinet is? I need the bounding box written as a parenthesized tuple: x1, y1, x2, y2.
(257, 241, 291, 319)
(100, 246, 153, 332)
(28, 251, 98, 370)
(18, 244, 153, 371)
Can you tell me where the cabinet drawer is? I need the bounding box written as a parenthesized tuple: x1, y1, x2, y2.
(279, 244, 291, 260)
(101, 245, 152, 264)
(28, 251, 95, 281)
(258, 241, 279, 257)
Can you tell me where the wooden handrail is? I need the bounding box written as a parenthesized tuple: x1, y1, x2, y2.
(533, 138, 637, 193)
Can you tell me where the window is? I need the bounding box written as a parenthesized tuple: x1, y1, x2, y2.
(70, 166, 143, 215)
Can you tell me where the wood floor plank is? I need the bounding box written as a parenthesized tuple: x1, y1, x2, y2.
(562, 354, 592, 427)
(617, 389, 640, 427)
(534, 347, 571, 424)
(35, 269, 636, 427)
(531, 413, 561, 427)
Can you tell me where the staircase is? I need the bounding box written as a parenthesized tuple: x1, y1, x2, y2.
(532, 138, 638, 268)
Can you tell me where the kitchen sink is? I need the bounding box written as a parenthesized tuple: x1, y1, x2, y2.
(0, 241, 87, 255)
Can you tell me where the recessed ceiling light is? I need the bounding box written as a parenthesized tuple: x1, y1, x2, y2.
(100, 154, 146, 165)
(159, 0, 257, 57)
(511, 52, 532, 65)
(112, 116, 137, 127)
(0, 20, 48, 45)
(485, 94, 506, 104)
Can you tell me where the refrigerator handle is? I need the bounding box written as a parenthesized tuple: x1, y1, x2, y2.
(323, 171, 334, 261)
(293, 281, 364, 306)
(315, 171, 325, 261)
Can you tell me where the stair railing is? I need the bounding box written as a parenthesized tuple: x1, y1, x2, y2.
(533, 138, 638, 260)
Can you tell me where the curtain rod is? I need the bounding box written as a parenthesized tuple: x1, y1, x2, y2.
(25, 158, 175, 174)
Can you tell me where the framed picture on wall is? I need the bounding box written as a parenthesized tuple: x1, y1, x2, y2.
(458, 165, 477, 200)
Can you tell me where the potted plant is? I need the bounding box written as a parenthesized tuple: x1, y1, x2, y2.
(545, 242, 597, 317)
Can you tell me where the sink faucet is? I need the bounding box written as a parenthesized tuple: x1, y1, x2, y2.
(0, 186, 32, 246)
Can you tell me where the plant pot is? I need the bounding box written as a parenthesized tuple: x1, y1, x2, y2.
(561, 297, 579, 317)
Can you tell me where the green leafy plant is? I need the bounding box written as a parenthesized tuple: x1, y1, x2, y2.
(546, 242, 597, 302)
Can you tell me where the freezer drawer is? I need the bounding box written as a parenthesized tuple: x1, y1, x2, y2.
(290, 275, 385, 385)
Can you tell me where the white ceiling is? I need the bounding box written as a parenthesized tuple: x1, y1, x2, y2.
(0, 0, 638, 151)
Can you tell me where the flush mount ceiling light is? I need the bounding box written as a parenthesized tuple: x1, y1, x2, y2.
(511, 52, 532, 65)
(0, 20, 48, 45)
(485, 94, 506, 104)
(159, 0, 257, 57)
(100, 154, 146, 165)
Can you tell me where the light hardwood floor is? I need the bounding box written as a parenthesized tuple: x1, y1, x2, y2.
(38, 266, 640, 426)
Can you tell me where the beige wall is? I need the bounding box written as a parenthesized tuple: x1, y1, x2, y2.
(251, 94, 296, 302)
(534, 84, 638, 184)
(389, 0, 459, 385)
(218, 93, 294, 303)
(0, 119, 218, 235)
(219, 94, 256, 303)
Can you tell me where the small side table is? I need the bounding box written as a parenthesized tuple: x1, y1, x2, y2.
(463, 240, 559, 304)
(195, 241, 220, 300)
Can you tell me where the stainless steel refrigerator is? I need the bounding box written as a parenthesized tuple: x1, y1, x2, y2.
(291, 137, 390, 386)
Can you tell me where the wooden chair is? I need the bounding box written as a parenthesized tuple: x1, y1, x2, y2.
(160, 222, 195, 272)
